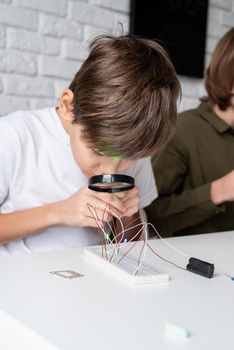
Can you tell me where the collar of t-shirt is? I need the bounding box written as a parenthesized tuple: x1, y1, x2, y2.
(198, 102, 231, 134)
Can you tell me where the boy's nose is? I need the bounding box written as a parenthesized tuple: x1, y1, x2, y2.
(99, 163, 119, 174)
(99, 159, 133, 175)
(99, 158, 122, 174)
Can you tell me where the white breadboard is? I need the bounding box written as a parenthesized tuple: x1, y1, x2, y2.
(84, 246, 169, 285)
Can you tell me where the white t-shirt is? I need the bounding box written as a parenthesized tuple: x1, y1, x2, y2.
(0, 108, 157, 255)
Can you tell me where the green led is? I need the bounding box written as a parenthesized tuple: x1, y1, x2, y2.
(105, 232, 111, 240)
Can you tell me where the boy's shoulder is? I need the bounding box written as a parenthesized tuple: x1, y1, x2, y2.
(0, 108, 52, 126)
(0, 108, 57, 141)
(176, 105, 207, 136)
(178, 107, 200, 125)
(165, 107, 201, 149)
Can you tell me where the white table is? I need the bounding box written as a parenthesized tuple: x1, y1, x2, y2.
(0, 231, 233, 350)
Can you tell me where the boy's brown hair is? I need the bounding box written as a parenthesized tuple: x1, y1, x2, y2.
(69, 34, 180, 159)
(205, 27, 234, 111)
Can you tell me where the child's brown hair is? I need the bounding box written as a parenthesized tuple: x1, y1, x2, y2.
(205, 27, 234, 111)
(69, 34, 181, 158)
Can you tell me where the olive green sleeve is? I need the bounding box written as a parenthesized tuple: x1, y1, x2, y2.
(145, 139, 224, 236)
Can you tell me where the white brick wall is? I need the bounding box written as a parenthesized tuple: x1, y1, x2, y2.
(0, 50, 37, 75)
(0, 3, 38, 30)
(0, 0, 130, 115)
(0, 0, 233, 116)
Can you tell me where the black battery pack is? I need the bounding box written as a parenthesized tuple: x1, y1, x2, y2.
(186, 257, 214, 278)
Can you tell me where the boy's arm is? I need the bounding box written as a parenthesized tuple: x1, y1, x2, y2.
(146, 184, 219, 236)
(0, 188, 127, 244)
(146, 146, 222, 236)
(0, 203, 60, 244)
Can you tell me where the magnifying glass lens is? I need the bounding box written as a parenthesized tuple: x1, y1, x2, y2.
(88, 174, 135, 193)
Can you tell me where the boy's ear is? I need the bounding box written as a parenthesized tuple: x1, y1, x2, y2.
(58, 89, 74, 121)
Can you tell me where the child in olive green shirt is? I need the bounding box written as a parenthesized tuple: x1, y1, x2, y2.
(146, 27, 234, 237)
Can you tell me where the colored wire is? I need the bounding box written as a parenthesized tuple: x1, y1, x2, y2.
(146, 223, 189, 257)
(146, 240, 186, 270)
(225, 274, 234, 281)
(87, 202, 187, 273)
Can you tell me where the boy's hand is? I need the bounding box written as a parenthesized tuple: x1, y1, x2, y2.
(57, 187, 129, 228)
(115, 187, 140, 218)
(211, 169, 234, 205)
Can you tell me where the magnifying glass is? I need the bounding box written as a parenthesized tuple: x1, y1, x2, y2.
(88, 174, 135, 193)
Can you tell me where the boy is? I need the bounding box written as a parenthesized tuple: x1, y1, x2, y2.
(146, 27, 234, 237)
(0, 34, 180, 255)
